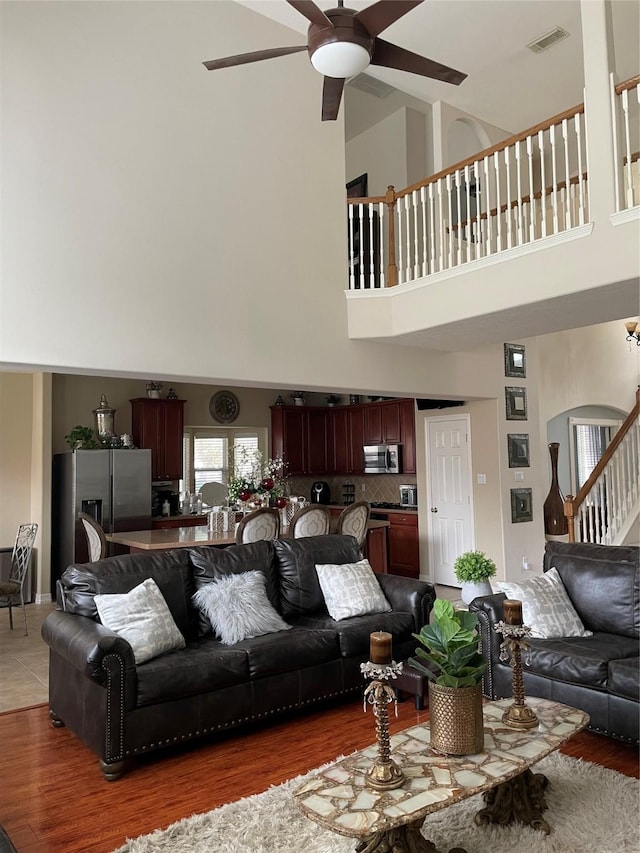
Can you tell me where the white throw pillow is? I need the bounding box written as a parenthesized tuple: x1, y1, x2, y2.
(192, 571, 291, 645)
(94, 578, 186, 664)
(494, 568, 592, 639)
(315, 558, 392, 622)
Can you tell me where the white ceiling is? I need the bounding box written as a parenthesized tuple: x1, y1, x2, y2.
(238, 0, 639, 134)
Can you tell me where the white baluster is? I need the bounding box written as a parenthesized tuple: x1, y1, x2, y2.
(515, 139, 524, 246)
(561, 118, 572, 229)
(621, 87, 635, 210)
(396, 199, 404, 284)
(348, 204, 355, 289)
(446, 173, 453, 270)
(473, 161, 481, 259)
(358, 203, 365, 289)
(428, 182, 436, 275)
(526, 135, 535, 242)
(550, 123, 559, 234)
(464, 164, 471, 263)
(483, 156, 492, 256)
(437, 177, 445, 272)
(378, 201, 385, 288)
(575, 113, 585, 225)
(454, 169, 462, 266)
(504, 146, 513, 249)
(494, 151, 502, 252)
(404, 194, 411, 282)
(367, 202, 374, 288)
(411, 190, 419, 280)
(538, 129, 548, 238)
(610, 73, 622, 213)
(420, 185, 428, 277)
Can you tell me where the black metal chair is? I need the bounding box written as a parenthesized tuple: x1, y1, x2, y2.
(0, 522, 38, 636)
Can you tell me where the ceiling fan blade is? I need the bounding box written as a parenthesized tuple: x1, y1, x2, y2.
(356, 1, 425, 38)
(287, 0, 333, 29)
(322, 76, 345, 121)
(371, 38, 467, 85)
(203, 45, 307, 71)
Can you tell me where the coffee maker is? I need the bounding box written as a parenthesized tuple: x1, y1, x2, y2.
(311, 481, 331, 504)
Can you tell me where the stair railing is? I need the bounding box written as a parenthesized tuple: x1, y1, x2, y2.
(564, 389, 640, 544)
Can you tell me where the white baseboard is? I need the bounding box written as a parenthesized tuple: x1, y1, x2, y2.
(35, 593, 52, 604)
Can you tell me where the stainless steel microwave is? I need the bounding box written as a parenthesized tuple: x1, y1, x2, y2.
(363, 444, 401, 474)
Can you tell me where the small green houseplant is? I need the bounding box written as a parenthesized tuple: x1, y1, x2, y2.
(409, 599, 486, 688)
(454, 550, 496, 605)
(410, 599, 486, 754)
(65, 425, 101, 450)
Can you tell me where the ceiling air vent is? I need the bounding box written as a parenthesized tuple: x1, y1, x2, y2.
(348, 73, 395, 99)
(527, 27, 570, 54)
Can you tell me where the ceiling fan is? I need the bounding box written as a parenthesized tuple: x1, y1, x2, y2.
(203, 0, 466, 121)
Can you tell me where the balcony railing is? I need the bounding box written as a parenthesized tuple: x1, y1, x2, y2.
(347, 75, 639, 290)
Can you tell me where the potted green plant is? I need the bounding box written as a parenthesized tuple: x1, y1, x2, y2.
(409, 599, 487, 754)
(454, 549, 497, 605)
(65, 425, 100, 450)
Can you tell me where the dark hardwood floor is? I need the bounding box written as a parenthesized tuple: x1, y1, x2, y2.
(1, 699, 638, 853)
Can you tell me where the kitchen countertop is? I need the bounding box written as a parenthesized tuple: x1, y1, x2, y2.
(107, 518, 389, 552)
(328, 504, 418, 514)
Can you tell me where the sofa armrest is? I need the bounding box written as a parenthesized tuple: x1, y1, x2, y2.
(469, 592, 507, 698)
(41, 609, 136, 683)
(376, 575, 436, 631)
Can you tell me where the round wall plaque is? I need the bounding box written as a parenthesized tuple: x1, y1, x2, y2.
(209, 390, 240, 424)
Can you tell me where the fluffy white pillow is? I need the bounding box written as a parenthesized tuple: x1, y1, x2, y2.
(494, 568, 592, 639)
(315, 558, 392, 621)
(192, 571, 291, 645)
(94, 578, 186, 664)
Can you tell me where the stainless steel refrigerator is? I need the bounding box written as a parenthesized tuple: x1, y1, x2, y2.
(52, 449, 152, 585)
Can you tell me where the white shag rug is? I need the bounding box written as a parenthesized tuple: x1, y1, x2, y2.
(113, 752, 639, 853)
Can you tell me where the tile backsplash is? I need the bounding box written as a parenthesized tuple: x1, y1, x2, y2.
(287, 474, 417, 505)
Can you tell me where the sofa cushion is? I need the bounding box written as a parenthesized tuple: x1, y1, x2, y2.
(135, 640, 249, 706)
(546, 553, 639, 639)
(95, 578, 186, 664)
(519, 633, 639, 689)
(608, 657, 640, 701)
(232, 627, 339, 678)
(315, 559, 391, 621)
(190, 541, 279, 635)
(289, 611, 414, 659)
(192, 571, 291, 645)
(274, 534, 362, 619)
(59, 550, 197, 640)
(494, 568, 592, 639)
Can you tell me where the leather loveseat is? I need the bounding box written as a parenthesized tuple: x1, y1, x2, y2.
(470, 540, 639, 743)
(42, 534, 435, 780)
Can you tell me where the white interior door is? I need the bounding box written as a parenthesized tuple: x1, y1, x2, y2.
(426, 415, 474, 587)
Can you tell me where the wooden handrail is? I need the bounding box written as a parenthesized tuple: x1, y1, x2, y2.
(615, 74, 640, 95)
(564, 388, 640, 542)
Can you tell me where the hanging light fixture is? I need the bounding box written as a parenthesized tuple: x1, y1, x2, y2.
(624, 320, 640, 347)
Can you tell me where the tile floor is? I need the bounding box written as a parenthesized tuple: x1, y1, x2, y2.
(0, 586, 462, 714)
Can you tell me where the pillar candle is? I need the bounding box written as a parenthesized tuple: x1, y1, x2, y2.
(503, 599, 523, 626)
(370, 631, 392, 664)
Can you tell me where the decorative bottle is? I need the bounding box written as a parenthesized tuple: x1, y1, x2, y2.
(543, 442, 568, 536)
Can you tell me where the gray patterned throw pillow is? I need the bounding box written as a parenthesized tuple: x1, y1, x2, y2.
(494, 568, 592, 639)
(94, 578, 186, 664)
(192, 571, 291, 645)
(315, 558, 391, 621)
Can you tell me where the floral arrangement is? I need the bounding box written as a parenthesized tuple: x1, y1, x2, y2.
(453, 550, 497, 583)
(227, 447, 289, 508)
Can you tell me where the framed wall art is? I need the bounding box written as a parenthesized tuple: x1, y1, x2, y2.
(507, 433, 530, 467)
(504, 343, 526, 378)
(511, 488, 533, 523)
(505, 386, 527, 420)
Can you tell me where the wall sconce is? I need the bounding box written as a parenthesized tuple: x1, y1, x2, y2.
(625, 320, 640, 347)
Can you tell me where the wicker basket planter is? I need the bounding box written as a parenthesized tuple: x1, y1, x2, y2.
(428, 682, 484, 755)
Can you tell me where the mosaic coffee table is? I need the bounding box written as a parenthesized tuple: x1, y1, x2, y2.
(293, 697, 588, 853)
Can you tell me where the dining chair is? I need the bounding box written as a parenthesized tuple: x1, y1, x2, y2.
(78, 512, 108, 562)
(0, 522, 38, 636)
(336, 501, 370, 548)
(290, 505, 331, 538)
(235, 508, 281, 545)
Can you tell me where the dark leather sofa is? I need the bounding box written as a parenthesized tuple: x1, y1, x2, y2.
(42, 534, 435, 780)
(470, 540, 639, 743)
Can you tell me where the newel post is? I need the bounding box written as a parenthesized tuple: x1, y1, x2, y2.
(564, 496, 576, 543)
(385, 185, 398, 287)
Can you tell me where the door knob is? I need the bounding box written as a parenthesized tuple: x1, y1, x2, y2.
(431, 507, 438, 513)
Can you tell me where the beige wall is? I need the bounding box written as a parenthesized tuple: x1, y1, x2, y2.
(0, 372, 34, 543)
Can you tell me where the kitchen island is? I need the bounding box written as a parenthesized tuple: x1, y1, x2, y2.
(106, 519, 390, 570)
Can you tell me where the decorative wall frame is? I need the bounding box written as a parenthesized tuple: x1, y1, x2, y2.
(511, 488, 533, 523)
(504, 343, 526, 378)
(507, 433, 530, 467)
(505, 386, 527, 420)
(209, 390, 240, 424)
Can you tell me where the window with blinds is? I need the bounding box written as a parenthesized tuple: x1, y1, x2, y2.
(182, 429, 261, 495)
(569, 417, 621, 494)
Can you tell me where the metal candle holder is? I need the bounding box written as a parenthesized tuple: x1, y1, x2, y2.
(360, 660, 406, 790)
(494, 621, 539, 730)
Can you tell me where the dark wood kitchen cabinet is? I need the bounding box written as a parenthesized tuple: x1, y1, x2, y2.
(328, 406, 364, 475)
(362, 399, 415, 474)
(270, 406, 328, 476)
(131, 398, 185, 482)
(387, 512, 419, 578)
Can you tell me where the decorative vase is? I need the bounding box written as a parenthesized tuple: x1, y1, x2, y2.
(460, 579, 492, 605)
(428, 682, 484, 755)
(543, 442, 568, 536)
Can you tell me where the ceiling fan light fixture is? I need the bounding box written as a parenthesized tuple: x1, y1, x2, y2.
(310, 42, 370, 78)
